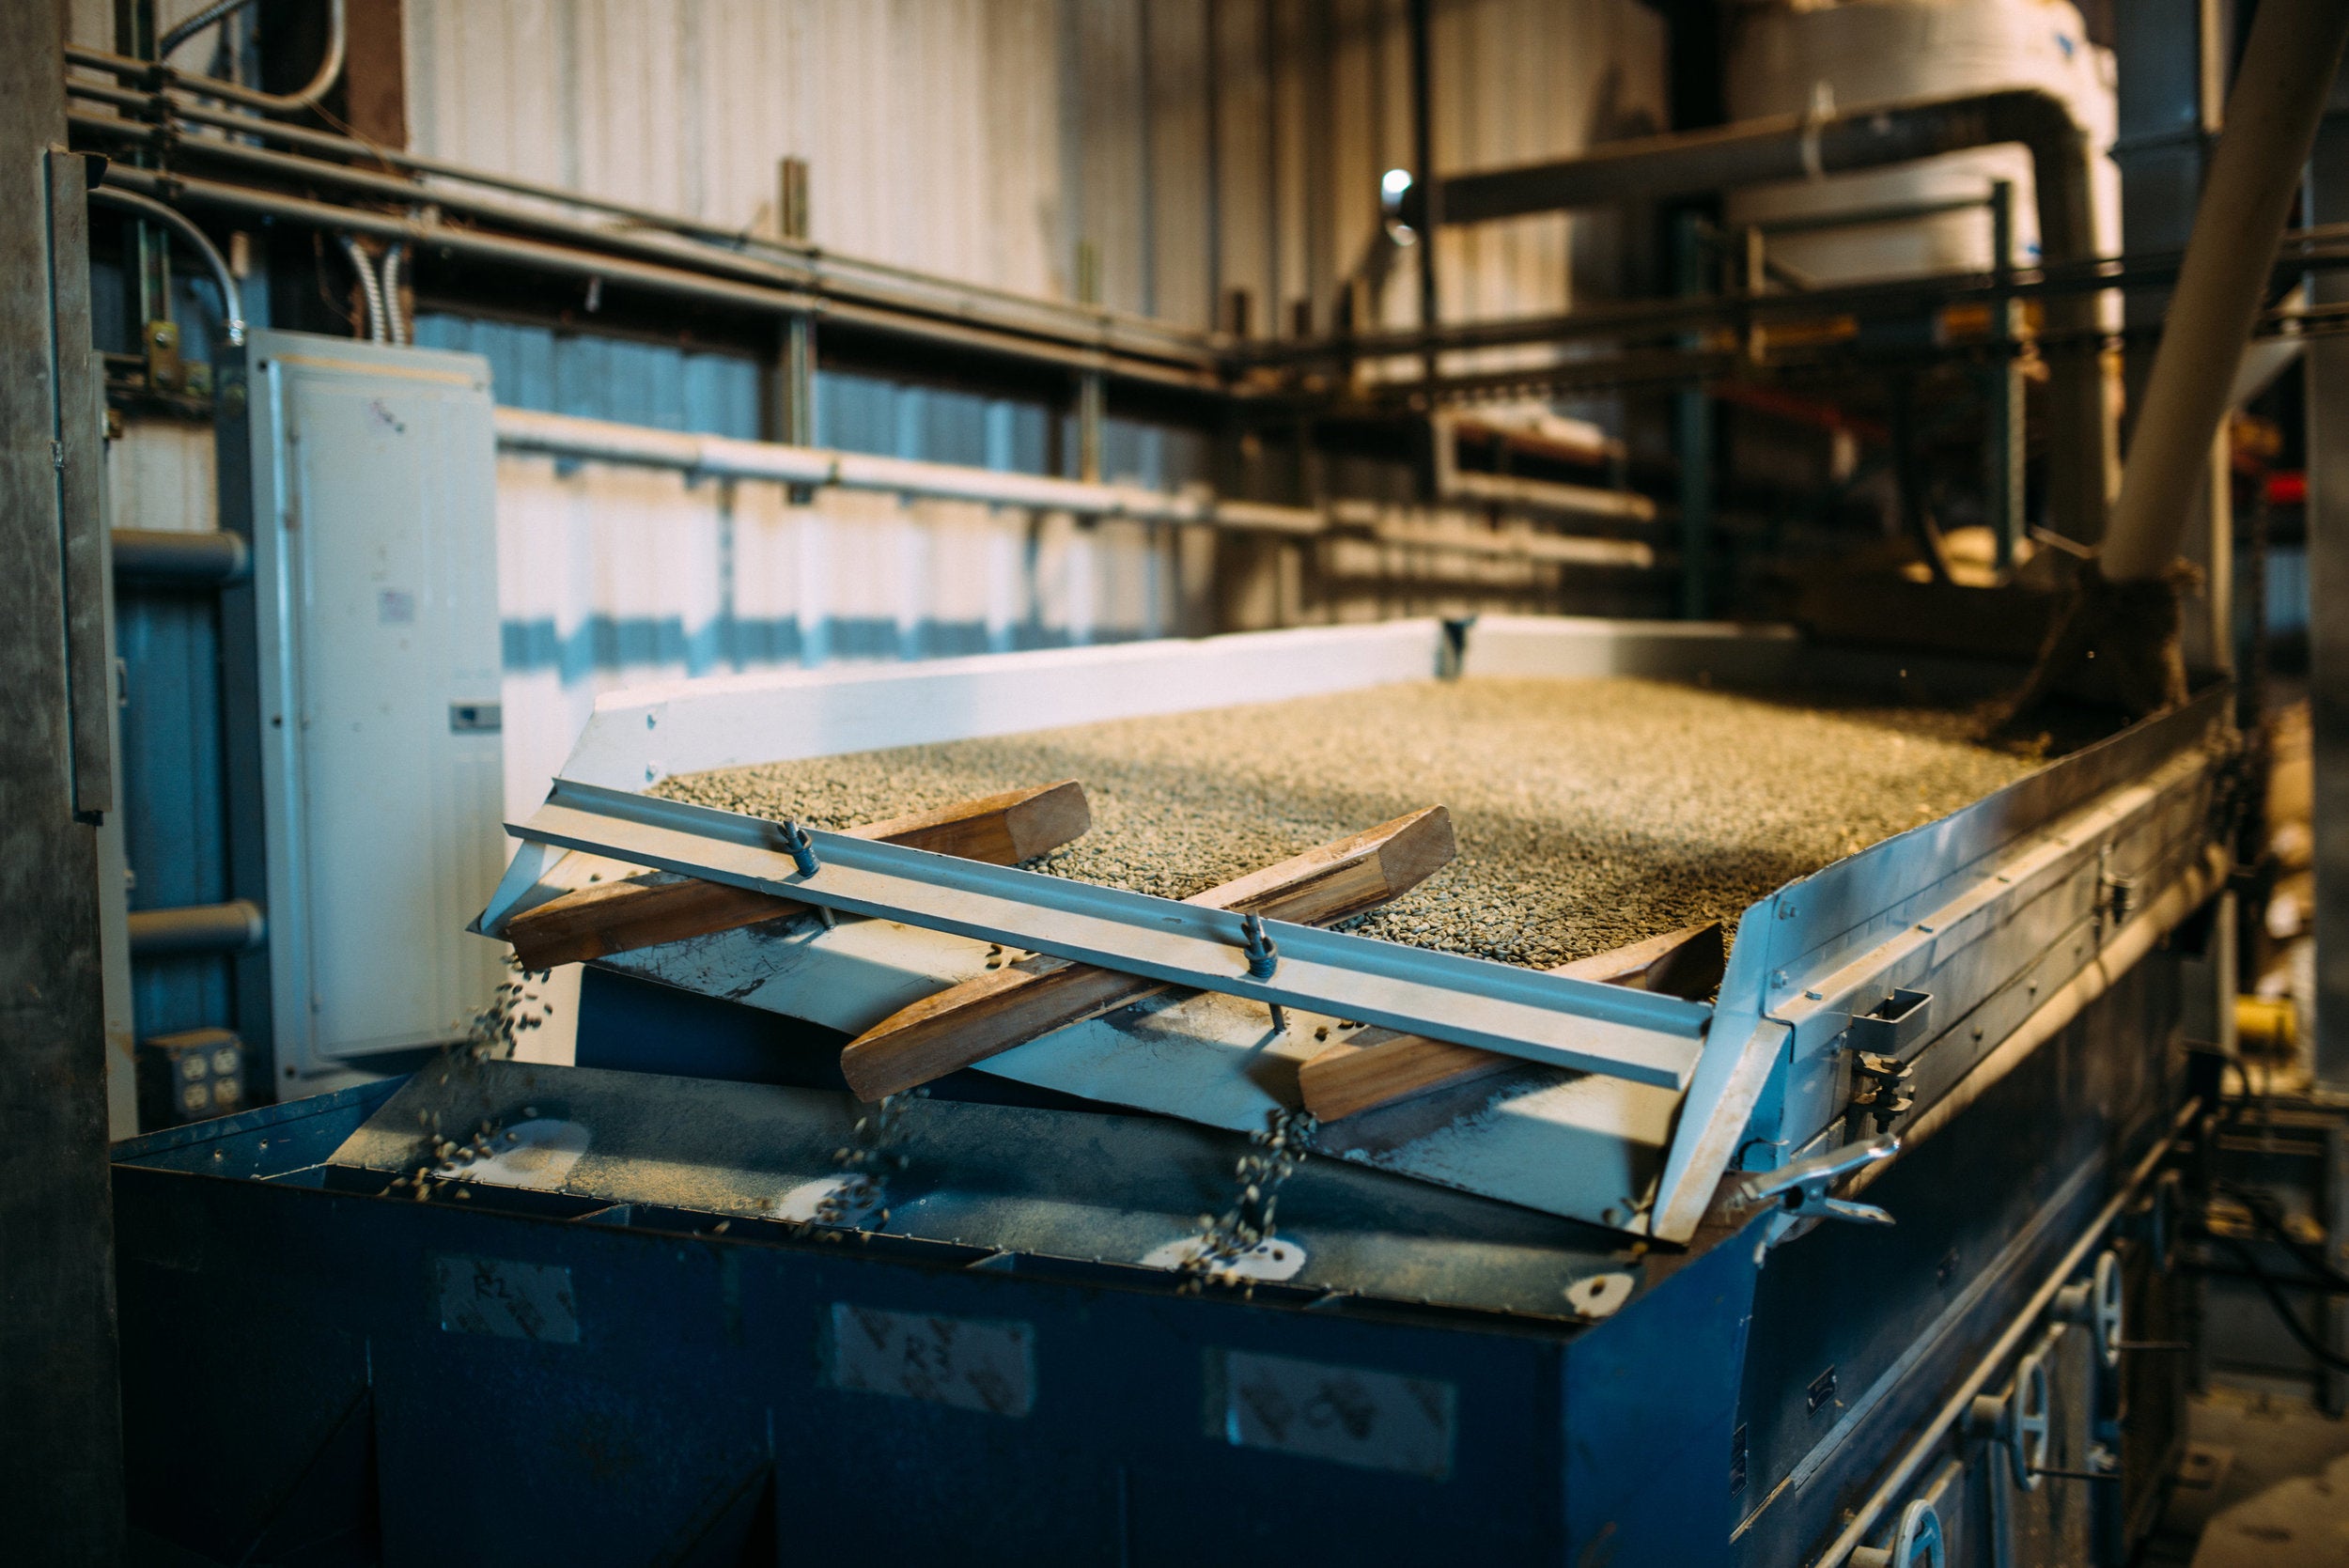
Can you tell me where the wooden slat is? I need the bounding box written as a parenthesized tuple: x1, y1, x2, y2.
(504, 780, 1089, 970)
(838, 805, 1455, 1101)
(1297, 921, 1725, 1122)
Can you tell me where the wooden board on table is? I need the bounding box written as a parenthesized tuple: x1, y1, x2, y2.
(503, 780, 1089, 970)
(837, 805, 1456, 1101)
(1298, 921, 1724, 1122)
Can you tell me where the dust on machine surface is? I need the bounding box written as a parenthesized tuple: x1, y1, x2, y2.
(654, 675, 2042, 971)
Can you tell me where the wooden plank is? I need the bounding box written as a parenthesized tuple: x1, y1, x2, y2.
(504, 781, 1088, 970)
(1298, 922, 1724, 1122)
(838, 806, 1455, 1101)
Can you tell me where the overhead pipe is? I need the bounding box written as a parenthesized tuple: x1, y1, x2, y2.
(69, 0, 344, 118)
(492, 406, 1321, 533)
(1408, 86, 2113, 546)
(85, 184, 244, 345)
(2008, 0, 2349, 722)
(89, 163, 1220, 392)
(59, 72, 1209, 376)
(492, 408, 1651, 566)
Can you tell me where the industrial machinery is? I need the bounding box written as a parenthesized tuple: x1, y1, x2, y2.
(115, 615, 2232, 1565)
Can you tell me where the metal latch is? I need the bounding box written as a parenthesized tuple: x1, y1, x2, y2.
(1736, 1135, 1899, 1257)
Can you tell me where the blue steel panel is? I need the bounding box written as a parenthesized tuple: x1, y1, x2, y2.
(116, 588, 233, 1037)
(1563, 1213, 1762, 1565)
(116, 1150, 1585, 1566)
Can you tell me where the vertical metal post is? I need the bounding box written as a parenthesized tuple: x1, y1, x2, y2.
(1408, 0, 1439, 383)
(1987, 179, 2023, 570)
(784, 314, 814, 447)
(1078, 368, 1105, 484)
(1675, 210, 1713, 621)
(2325, 1125, 2348, 1416)
(1, 0, 128, 1551)
(2308, 114, 2349, 1093)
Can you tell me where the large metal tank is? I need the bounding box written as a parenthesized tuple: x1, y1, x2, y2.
(1725, 0, 2122, 281)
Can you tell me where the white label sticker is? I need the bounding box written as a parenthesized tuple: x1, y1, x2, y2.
(1216, 1349, 1455, 1479)
(434, 1255, 579, 1343)
(823, 1303, 1034, 1418)
(1139, 1234, 1307, 1281)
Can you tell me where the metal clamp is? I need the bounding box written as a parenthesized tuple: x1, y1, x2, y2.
(1850, 1498, 1944, 1568)
(1737, 1135, 1898, 1255)
(1238, 914, 1287, 1032)
(775, 820, 832, 928)
(2056, 1250, 2123, 1371)
(1849, 1051, 1916, 1135)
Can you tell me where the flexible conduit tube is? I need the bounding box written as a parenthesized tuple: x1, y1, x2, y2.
(1812, 1097, 2201, 1567)
(337, 233, 384, 342)
(381, 241, 407, 344)
(71, 0, 345, 118)
(86, 186, 245, 345)
(159, 0, 259, 59)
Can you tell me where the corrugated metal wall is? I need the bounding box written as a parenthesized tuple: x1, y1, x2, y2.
(402, 0, 1669, 329)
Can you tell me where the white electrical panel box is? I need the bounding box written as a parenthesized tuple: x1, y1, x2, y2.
(231, 332, 507, 1079)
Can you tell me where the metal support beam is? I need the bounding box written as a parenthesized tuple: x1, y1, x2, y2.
(1674, 210, 1712, 620)
(1986, 179, 2024, 569)
(493, 780, 1708, 1090)
(2310, 108, 2349, 1092)
(0, 0, 126, 1552)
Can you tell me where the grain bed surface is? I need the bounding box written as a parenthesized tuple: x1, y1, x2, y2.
(654, 676, 2039, 970)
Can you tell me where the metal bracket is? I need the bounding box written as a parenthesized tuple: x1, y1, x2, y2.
(1736, 1134, 1898, 1256)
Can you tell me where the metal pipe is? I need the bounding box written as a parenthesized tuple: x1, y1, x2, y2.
(336, 233, 384, 342)
(85, 185, 244, 345)
(381, 241, 407, 345)
(70, 0, 344, 118)
(493, 408, 1649, 565)
(1814, 1097, 2201, 1566)
(126, 899, 265, 958)
(59, 73, 1209, 373)
(1416, 85, 2111, 541)
(2103, 0, 2349, 583)
(110, 528, 250, 586)
(89, 163, 1220, 391)
(1423, 87, 2089, 233)
(159, 0, 258, 59)
(492, 406, 1315, 531)
(1407, 0, 1439, 379)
